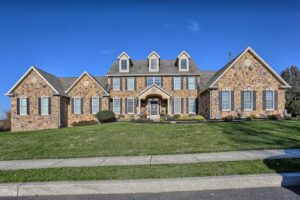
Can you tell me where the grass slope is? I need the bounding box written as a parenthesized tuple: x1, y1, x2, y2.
(0, 159, 299, 183)
(0, 121, 299, 160)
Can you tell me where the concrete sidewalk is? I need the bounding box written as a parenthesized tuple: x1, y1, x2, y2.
(1, 173, 300, 196)
(0, 148, 299, 170)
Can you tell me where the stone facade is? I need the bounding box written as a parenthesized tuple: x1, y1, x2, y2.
(7, 48, 290, 131)
(108, 76, 199, 117)
(10, 70, 60, 131)
(67, 74, 109, 126)
(205, 51, 286, 119)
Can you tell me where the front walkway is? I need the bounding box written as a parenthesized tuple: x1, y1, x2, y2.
(0, 148, 299, 170)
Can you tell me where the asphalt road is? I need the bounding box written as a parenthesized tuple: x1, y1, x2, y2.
(1, 187, 300, 200)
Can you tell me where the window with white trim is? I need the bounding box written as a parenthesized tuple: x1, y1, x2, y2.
(221, 91, 231, 111)
(41, 97, 49, 115)
(174, 98, 182, 114)
(150, 58, 158, 71)
(244, 91, 253, 111)
(127, 77, 134, 90)
(73, 98, 82, 115)
(173, 77, 181, 90)
(188, 77, 196, 90)
(147, 77, 161, 87)
(20, 98, 28, 116)
(188, 98, 196, 113)
(180, 59, 187, 69)
(112, 77, 120, 91)
(266, 90, 274, 110)
(91, 97, 100, 114)
(121, 59, 128, 71)
(127, 98, 134, 114)
(113, 98, 120, 114)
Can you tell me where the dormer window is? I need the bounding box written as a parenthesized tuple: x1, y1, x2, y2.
(150, 59, 158, 71)
(177, 51, 190, 72)
(121, 59, 128, 71)
(118, 52, 130, 73)
(180, 59, 187, 70)
(148, 51, 160, 72)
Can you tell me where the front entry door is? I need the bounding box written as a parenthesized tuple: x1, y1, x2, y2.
(150, 101, 158, 115)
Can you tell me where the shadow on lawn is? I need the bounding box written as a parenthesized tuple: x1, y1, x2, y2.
(217, 121, 300, 150)
(219, 121, 300, 195)
(263, 150, 300, 196)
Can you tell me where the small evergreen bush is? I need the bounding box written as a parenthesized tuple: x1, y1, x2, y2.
(96, 110, 116, 123)
(71, 120, 98, 127)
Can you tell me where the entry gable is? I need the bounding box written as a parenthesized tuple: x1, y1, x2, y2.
(65, 71, 109, 95)
(137, 84, 172, 99)
(208, 47, 291, 90)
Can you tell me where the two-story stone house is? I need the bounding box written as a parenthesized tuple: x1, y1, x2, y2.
(6, 47, 290, 131)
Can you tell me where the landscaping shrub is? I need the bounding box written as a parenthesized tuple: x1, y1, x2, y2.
(236, 113, 242, 120)
(268, 114, 283, 121)
(0, 111, 11, 132)
(223, 115, 234, 122)
(246, 114, 257, 121)
(71, 120, 98, 127)
(287, 100, 300, 117)
(176, 114, 205, 122)
(96, 110, 116, 123)
(194, 115, 205, 121)
(173, 114, 180, 119)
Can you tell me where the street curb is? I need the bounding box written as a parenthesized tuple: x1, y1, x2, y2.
(1, 173, 300, 197)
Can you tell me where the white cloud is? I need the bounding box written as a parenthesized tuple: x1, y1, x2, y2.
(187, 21, 200, 33)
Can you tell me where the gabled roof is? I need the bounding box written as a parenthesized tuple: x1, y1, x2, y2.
(5, 66, 68, 96)
(147, 51, 160, 58)
(177, 51, 191, 58)
(117, 52, 130, 59)
(137, 84, 172, 99)
(200, 47, 291, 93)
(65, 71, 110, 95)
(106, 59, 201, 76)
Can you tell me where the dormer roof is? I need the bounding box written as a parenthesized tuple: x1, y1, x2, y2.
(147, 51, 160, 59)
(177, 51, 191, 59)
(117, 52, 130, 60)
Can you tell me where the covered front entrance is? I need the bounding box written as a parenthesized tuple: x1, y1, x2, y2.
(136, 84, 172, 117)
(148, 98, 160, 116)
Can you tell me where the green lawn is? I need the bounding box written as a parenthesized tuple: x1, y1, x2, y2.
(0, 121, 299, 160)
(0, 159, 299, 183)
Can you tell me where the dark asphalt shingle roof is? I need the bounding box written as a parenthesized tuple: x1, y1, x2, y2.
(106, 59, 201, 76)
(35, 68, 109, 95)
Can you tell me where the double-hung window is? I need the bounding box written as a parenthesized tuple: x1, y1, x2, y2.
(243, 91, 253, 111)
(127, 98, 134, 114)
(147, 77, 161, 87)
(150, 59, 158, 71)
(121, 59, 128, 71)
(20, 98, 28, 115)
(188, 77, 196, 90)
(221, 91, 231, 111)
(113, 98, 121, 114)
(174, 97, 182, 114)
(127, 77, 134, 90)
(188, 98, 196, 113)
(173, 77, 181, 90)
(113, 77, 120, 91)
(180, 59, 187, 70)
(265, 90, 274, 110)
(73, 98, 82, 115)
(41, 97, 49, 115)
(91, 97, 100, 114)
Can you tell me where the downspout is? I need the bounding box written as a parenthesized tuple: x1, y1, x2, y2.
(209, 90, 212, 119)
(58, 96, 61, 128)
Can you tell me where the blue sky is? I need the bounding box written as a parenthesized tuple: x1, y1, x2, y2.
(0, 0, 300, 118)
